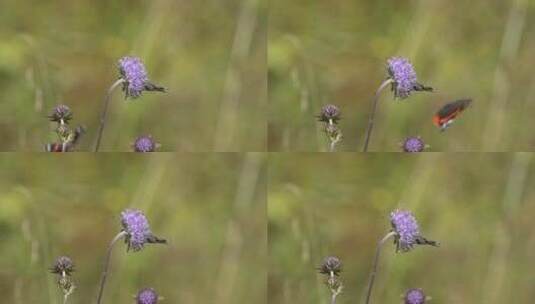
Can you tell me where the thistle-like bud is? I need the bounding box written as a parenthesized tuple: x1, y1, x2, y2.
(318, 256, 342, 277)
(318, 256, 343, 300)
(48, 105, 73, 124)
(50, 256, 75, 276)
(317, 104, 341, 124)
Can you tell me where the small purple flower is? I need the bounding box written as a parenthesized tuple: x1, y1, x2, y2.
(50, 256, 74, 276)
(390, 210, 420, 252)
(318, 256, 342, 276)
(121, 209, 166, 252)
(387, 57, 432, 99)
(49, 104, 72, 123)
(118, 57, 165, 99)
(402, 136, 426, 152)
(136, 288, 159, 304)
(318, 104, 341, 123)
(404, 288, 426, 304)
(390, 210, 438, 252)
(133, 135, 158, 152)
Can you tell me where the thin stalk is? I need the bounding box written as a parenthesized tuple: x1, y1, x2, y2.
(331, 293, 338, 304)
(329, 140, 336, 152)
(364, 231, 396, 304)
(93, 79, 124, 152)
(362, 78, 393, 152)
(96, 231, 126, 304)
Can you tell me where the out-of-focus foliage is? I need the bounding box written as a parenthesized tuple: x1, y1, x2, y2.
(0, 153, 266, 303)
(0, 0, 266, 151)
(269, 153, 535, 303)
(268, 0, 535, 151)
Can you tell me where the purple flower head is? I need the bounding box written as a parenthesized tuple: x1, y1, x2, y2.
(118, 57, 165, 99)
(404, 288, 426, 304)
(49, 104, 72, 124)
(318, 256, 342, 276)
(136, 288, 159, 304)
(387, 57, 432, 99)
(50, 256, 74, 276)
(402, 136, 426, 152)
(318, 104, 341, 123)
(133, 135, 158, 152)
(390, 209, 439, 252)
(120, 209, 166, 252)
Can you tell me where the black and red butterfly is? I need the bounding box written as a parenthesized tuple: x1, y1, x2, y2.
(433, 99, 472, 131)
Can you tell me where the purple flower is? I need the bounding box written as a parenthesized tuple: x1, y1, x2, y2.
(120, 209, 166, 252)
(390, 210, 420, 252)
(387, 57, 432, 99)
(136, 288, 158, 304)
(318, 104, 341, 123)
(133, 135, 158, 152)
(390, 210, 438, 252)
(402, 136, 426, 152)
(50, 256, 74, 276)
(404, 288, 426, 304)
(318, 256, 342, 276)
(118, 57, 165, 99)
(49, 104, 72, 123)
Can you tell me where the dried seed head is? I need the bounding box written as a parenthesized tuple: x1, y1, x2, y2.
(50, 256, 74, 276)
(404, 288, 426, 304)
(318, 104, 341, 123)
(402, 136, 426, 152)
(318, 256, 342, 276)
(58, 276, 76, 297)
(133, 135, 158, 152)
(136, 288, 159, 304)
(49, 105, 72, 124)
(387, 57, 432, 99)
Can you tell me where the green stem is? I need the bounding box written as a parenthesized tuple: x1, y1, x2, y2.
(93, 79, 124, 152)
(362, 79, 393, 152)
(96, 231, 126, 304)
(364, 231, 396, 304)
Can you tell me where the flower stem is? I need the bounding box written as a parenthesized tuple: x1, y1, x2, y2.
(329, 140, 336, 152)
(331, 293, 338, 304)
(362, 78, 393, 152)
(96, 231, 126, 304)
(364, 231, 396, 304)
(93, 79, 124, 152)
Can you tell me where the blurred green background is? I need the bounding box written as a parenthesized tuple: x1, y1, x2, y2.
(269, 153, 535, 303)
(0, 153, 266, 303)
(268, 0, 535, 151)
(0, 0, 266, 151)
